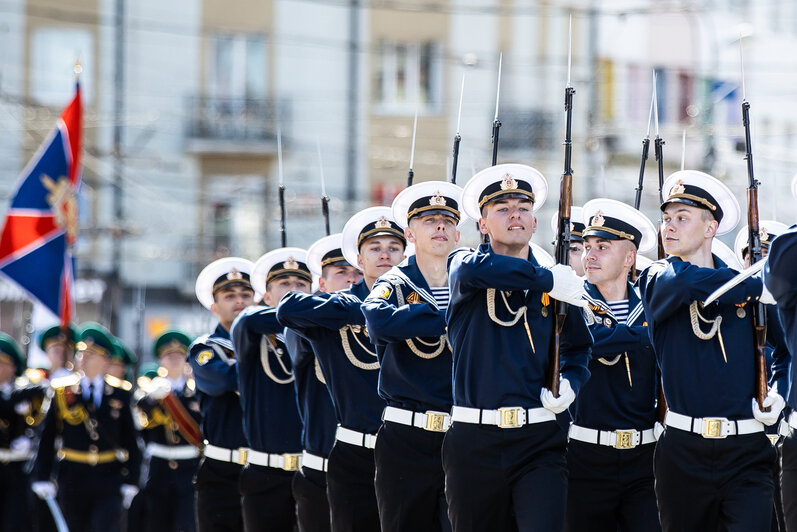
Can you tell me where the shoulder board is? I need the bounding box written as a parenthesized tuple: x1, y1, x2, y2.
(189, 334, 212, 351)
(104, 374, 133, 391)
(51, 373, 80, 389)
(648, 259, 669, 275)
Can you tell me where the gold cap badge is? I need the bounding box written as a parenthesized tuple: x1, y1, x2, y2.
(500, 173, 518, 191)
(670, 179, 686, 196)
(375, 216, 390, 229)
(429, 190, 447, 206)
(591, 211, 605, 227)
(227, 268, 242, 281)
(283, 257, 299, 270)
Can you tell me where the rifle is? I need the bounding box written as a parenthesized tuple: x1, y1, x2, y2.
(651, 73, 668, 422)
(547, 17, 574, 398)
(317, 139, 331, 236)
(450, 74, 465, 184)
(491, 53, 503, 166)
(407, 108, 418, 187)
(633, 89, 654, 211)
(277, 128, 287, 247)
(740, 43, 768, 410)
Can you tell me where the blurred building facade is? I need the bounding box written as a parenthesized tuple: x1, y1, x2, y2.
(1, 0, 795, 365)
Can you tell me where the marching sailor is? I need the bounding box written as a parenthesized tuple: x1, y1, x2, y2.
(231, 247, 310, 531)
(564, 199, 661, 531)
(188, 258, 255, 532)
(136, 330, 201, 532)
(0, 332, 43, 531)
(638, 170, 787, 531)
(277, 207, 406, 531)
(287, 234, 362, 532)
(762, 224, 797, 529)
(32, 323, 142, 532)
(361, 181, 465, 531)
(444, 164, 592, 531)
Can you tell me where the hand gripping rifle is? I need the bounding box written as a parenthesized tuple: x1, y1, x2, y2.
(740, 45, 769, 411)
(547, 17, 574, 398)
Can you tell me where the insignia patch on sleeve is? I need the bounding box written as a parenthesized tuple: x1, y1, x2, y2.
(196, 350, 213, 366)
(375, 285, 392, 300)
(406, 292, 421, 304)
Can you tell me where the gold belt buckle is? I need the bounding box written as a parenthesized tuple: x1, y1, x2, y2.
(614, 430, 637, 449)
(88, 448, 99, 466)
(282, 453, 300, 471)
(236, 448, 249, 465)
(424, 412, 448, 432)
(498, 407, 523, 429)
(702, 418, 726, 439)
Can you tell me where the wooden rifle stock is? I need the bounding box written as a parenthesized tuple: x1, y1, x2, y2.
(742, 100, 768, 410)
(548, 86, 575, 398)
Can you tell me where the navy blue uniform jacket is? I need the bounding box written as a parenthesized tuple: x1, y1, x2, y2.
(277, 280, 385, 434)
(362, 255, 452, 413)
(574, 281, 657, 430)
(231, 305, 303, 454)
(187, 325, 247, 450)
(446, 243, 592, 409)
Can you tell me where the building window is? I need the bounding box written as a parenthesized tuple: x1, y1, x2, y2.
(678, 72, 694, 122)
(374, 40, 442, 114)
(207, 33, 266, 100)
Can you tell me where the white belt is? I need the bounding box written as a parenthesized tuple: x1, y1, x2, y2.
(0, 448, 31, 462)
(246, 449, 301, 471)
(665, 411, 764, 439)
(301, 451, 328, 472)
(778, 411, 797, 437)
(451, 405, 555, 428)
(146, 443, 199, 461)
(335, 426, 377, 449)
(568, 424, 656, 449)
(382, 406, 451, 432)
(203, 442, 248, 465)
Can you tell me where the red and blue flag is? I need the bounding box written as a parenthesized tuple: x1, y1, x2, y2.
(0, 85, 82, 326)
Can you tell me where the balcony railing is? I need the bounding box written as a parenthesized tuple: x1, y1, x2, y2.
(184, 95, 290, 154)
(499, 108, 556, 152)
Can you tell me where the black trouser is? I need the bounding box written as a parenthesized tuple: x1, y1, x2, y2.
(780, 431, 797, 531)
(374, 421, 450, 532)
(563, 439, 660, 532)
(442, 420, 567, 532)
(326, 440, 380, 532)
(293, 466, 331, 532)
(58, 469, 123, 532)
(143, 457, 199, 532)
(194, 457, 243, 532)
(0, 461, 31, 531)
(239, 462, 296, 532)
(655, 427, 775, 532)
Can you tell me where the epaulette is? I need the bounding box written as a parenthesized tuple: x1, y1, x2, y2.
(189, 334, 212, 351)
(104, 374, 133, 391)
(51, 373, 80, 389)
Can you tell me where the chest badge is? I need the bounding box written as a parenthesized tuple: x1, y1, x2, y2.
(737, 307, 746, 319)
(196, 350, 213, 366)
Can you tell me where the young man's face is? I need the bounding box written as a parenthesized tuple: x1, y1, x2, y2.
(264, 275, 311, 306)
(46, 343, 70, 370)
(661, 204, 717, 257)
(211, 285, 255, 324)
(356, 236, 405, 280)
(79, 350, 109, 377)
(406, 214, 460, 258)
(583, 237, 636, 286)
(478, 198, 537, 247)
(0, 359, 15, 385)
(319, 265, 362, 293)
(569, 241, 585, 276)
(160, 350, 186, 377)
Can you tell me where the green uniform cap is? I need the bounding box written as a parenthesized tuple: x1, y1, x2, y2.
(38, 324, 78, 352)
(0, 332, 25, 376)
(153, 331, 192, 358)
(76, 322, 116, 358)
